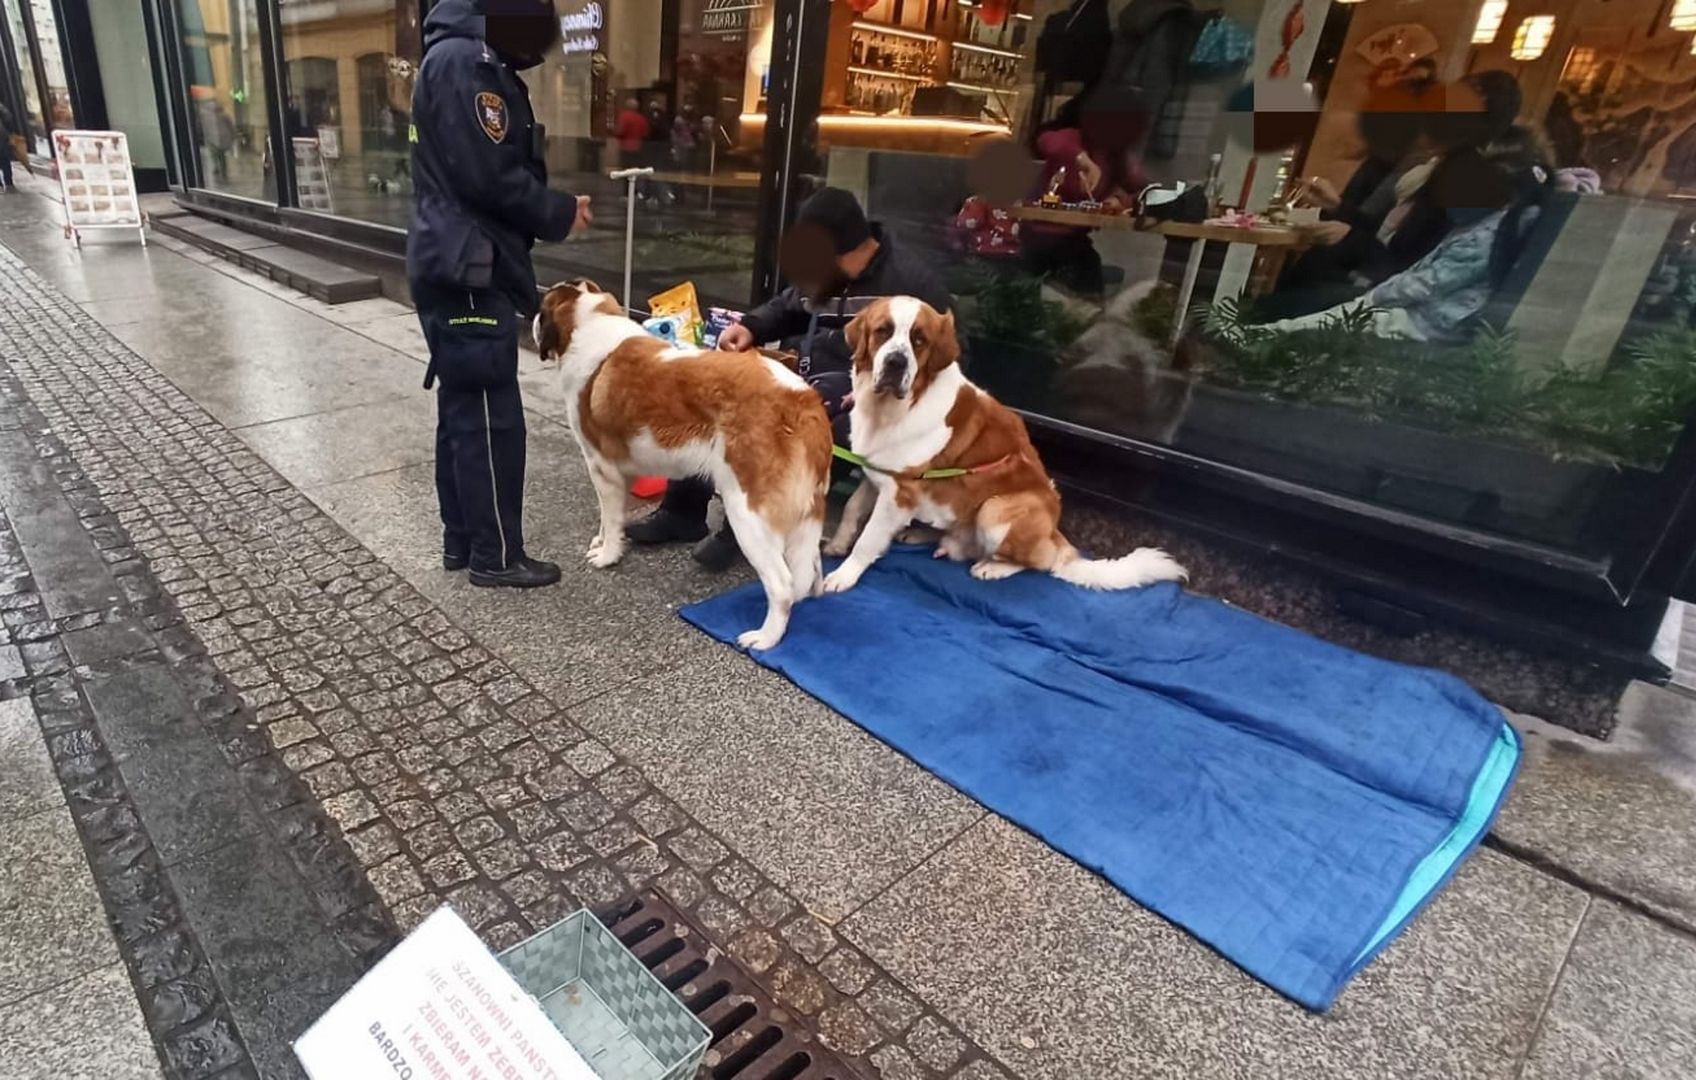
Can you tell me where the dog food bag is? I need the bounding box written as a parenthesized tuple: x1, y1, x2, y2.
(704, 306, 745, 348)
(648, 282, 704, 346)
(642, 315, 686, 345)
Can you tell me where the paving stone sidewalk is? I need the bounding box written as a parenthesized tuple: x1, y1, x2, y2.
(0, 238, 995, 1078)
(4, 183, 1696, 1080)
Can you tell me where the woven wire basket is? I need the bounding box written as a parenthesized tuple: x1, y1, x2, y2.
(498, 909, 710, 1080)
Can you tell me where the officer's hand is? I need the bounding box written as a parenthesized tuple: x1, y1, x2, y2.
(718, 324, 755, 351)
(570, 196, 593, 237)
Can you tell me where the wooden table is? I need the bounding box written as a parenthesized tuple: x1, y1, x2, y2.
(1006, 207, 1309, 343)
(647, 170, 761, 189)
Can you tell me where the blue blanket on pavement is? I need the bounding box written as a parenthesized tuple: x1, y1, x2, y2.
(681, 549, 1519, 1010)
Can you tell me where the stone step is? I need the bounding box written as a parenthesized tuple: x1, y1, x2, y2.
(152, 212, 381, 305)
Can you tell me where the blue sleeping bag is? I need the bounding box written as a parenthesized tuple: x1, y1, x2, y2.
(682, 548, 1519, 1010)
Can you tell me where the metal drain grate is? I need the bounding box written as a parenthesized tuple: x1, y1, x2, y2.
(596, 893, 867, 1080)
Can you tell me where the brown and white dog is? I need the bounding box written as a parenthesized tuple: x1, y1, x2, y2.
(534, 279, 833, 650)
(822, 296, 1186, 593)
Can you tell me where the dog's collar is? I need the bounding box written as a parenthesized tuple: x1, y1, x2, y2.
(833, 445, 1015, 480)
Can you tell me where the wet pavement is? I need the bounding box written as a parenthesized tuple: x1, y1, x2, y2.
(1, 176, 1695, 1080)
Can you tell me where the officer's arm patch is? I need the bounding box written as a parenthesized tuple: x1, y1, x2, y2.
(475, 91, 508, 143)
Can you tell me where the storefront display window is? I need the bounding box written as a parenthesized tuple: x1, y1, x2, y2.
(27, 0, 71, 149)
(174, 0, 274, 202)
(761, 0, 1696, 565)
(277, 0, 421, 226)
(3, 0, 46, 156)
(528, 0, 772, 310)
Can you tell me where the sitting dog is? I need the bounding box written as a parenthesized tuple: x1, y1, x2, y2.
(823, 296, 1186, 593)
(534, 279, 833, 650)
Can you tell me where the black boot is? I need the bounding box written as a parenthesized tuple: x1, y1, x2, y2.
(627, 477, 711, 545)
(625, 507, 710, 544)
(470, 556, 562, 588)
(692, 526, 743, 572)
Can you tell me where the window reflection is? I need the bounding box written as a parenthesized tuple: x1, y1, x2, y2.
(4, 0, 46, 156)
(28, 0, 72, 138)
(528, 0, 770, 309)
(175, 0, 273, 201)
(277, 0, 421, 224)
(757, 0, 1696, 556)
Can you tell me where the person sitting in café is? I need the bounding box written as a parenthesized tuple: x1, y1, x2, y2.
(1259, 74, 1440, 319)
(1023, 87, 1153, 298)
(1257, 71, 1544, 323)
(1252, 87, 1553, 343)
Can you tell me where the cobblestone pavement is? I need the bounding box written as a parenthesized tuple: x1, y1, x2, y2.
(7, 183, 1696, 1080)
(0, 243, 998, 1079)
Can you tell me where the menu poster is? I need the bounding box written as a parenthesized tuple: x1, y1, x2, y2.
(53, 130, 145, 247)
(293, 137, 336, 213)
(295, 907, 597, 1080)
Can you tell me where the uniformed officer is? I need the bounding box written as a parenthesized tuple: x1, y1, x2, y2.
(407, 0, 591, 588)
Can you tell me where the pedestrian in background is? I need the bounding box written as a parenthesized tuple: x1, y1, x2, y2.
(407, 0, 592, 588)
(0, 97, 18, 191)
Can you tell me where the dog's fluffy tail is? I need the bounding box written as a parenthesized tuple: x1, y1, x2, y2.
(1050, 544, 1187, 591)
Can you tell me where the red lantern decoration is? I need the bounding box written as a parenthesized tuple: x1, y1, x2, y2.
(845, 0, 878, 14)
(978, 0, 1010, 26)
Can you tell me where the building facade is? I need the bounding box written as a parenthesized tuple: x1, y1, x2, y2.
(6, 0, 1696, 673)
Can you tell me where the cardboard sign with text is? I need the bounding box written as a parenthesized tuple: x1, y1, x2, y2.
(296, 907, 596, 1080)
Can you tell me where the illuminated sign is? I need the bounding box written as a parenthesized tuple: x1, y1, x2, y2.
(700, 0, 760, 36)
(560, 0, 603, 55)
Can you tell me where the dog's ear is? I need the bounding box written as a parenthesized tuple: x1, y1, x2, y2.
(927, 307, 961, 372)
(846, 303, 878, 373)
(535, 288, 570, 361)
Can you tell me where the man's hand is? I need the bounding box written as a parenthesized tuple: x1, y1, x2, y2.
(570, 195, 593, 237)
(717, 323, 755, 351)
(1298, 220, 1352, 247)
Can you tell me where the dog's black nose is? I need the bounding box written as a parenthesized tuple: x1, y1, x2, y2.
(883, 352, 909, 372)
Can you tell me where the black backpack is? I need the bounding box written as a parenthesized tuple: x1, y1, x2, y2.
(1036, 0, 1112, 85)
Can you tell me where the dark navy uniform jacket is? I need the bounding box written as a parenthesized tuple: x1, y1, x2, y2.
(406, 0, 576, 315)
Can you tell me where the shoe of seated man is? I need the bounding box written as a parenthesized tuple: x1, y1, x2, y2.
(626, 507, 709, 545)
(469, 556, 562, 589)
(691, 526, 743, 573)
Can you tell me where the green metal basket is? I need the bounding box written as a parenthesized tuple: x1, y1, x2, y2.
(497, 909, 710, 1080)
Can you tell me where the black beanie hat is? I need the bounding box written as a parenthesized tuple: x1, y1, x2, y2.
(796, 187, 872, 254)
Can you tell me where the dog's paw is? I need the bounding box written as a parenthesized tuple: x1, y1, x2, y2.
(587, 532, 604, 555)
(822, 566, 862, 593)
(586, 544, 624, 569)
(737, 627, 783, 651)
(971, 559, 1024, 581)
(821, 536, 853, 558)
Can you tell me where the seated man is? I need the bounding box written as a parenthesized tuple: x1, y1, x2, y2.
(1251, 202, 1539, 343)
(626, 186, 955, 570)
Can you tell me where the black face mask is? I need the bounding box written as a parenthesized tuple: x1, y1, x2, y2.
(484, 3, 560, 69)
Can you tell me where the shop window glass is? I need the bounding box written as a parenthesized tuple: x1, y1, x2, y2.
(278, 0, 422, 226)
(174, 0, 273, 201)
(782, 0, 1696, 563)
(3, 0, 46, 155)
(527, 0, 770, 310)
(28, 0, 70, 142)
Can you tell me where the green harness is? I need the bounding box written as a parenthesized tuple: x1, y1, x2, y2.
(832, 445, 1011, 481)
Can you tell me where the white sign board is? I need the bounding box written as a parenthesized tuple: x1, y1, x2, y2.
(293, 137, 336, 213)
(53, 130, 145, 248)
(295, 907, 597, 1080)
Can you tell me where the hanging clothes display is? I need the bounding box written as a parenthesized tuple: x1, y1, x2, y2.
(1092, 0, 1207, 159)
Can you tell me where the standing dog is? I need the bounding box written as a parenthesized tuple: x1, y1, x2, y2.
(534, 280, 833, 650)
(823, 296, 1186, 593)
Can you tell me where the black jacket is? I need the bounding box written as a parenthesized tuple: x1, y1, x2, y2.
(740, 224, 953, 376)
(406, 0, 575, 314)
